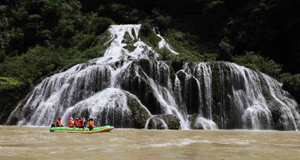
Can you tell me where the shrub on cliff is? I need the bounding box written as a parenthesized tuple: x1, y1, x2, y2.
(281, 73, 300, 104)
(232, 51, 282, 79)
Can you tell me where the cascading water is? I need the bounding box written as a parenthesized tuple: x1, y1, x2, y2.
(6, 24, 300, 130)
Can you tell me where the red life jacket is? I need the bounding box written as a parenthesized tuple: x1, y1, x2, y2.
(68, 119, 72, 127)
(74, 120, 78, 127)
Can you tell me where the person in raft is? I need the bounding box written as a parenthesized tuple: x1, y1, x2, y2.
(55, 117, 63, 127)
(68, 117, 74, 127)
(73, 117, 78, 128)
(78, 117, 85, 131)
(87, 118, 96, 131)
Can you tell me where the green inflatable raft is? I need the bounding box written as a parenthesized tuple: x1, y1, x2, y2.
(50, 125, 114, 134)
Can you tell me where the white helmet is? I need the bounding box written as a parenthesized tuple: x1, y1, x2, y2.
(70, 117, 73, 120)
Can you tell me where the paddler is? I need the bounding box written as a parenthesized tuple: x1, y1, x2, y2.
(55, 117, 63, 127)
(87, 118, 95, 131)
(68, 117, 74, 127)
(78, 117, 85, 131)
(74, 117, 78, 128)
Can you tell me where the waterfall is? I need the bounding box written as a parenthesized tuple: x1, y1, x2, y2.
(145, 116, 169, 130)
(192, 116, 218, 130)
(6, 24, 300, 130)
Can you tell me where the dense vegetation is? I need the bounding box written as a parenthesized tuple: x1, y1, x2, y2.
(1, 0, 300, 124)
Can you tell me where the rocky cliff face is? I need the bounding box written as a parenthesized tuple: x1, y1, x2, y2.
(6, 25, 300, 130)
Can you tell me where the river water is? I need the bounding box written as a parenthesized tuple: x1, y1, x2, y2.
(0, 126, 300, 160)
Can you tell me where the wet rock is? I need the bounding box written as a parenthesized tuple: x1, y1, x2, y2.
(120, 60, 164, 115)
(7, 106, 21, 125)
(189, 115, 204, 130)
(268, 102, 282, 130)
(127, 95, 151, 128)
(189, 115, 218, 130)
(147, 114, 180, 130)
(147, 117, 167, 130)
(157, 114, 180, 129)
(5, 94, 31, 125)
(268, 99, 300, 130)
(193, 123, 204, 130)
(170, 60, 183, 73)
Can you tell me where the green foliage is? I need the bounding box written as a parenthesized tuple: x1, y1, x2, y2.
(155, 15, 171, 29)
(0, 77, 23, 90)
(122, 31, 137, 52)
(0, 41, 108, 85)
(97, 30, 113, 44)
(206, 0, 225, 9)
(0, 45, 64, 83)
(95, 3, 147, 24)
(82, 13, 115, 35)
(73, 33, 97, 51)
(160, 29, 217, 62)
(232, 51, 282, 79)
(7, 28, 24, 40)
(222, 0, 300, 74)
(147, 32, 161, 47)
(218, 38, 233, 55)
(140, 21, 153, 35)
(123, 32, 133, 42)
(157, 47, 173, 61)
(81, 45, 107, 59)
(169, 52, 216, 63)
(280, 73, 300, 104)
(56, 18, 75, 37)
(0, 49, 5, 63)
(123, 45, 136, 52)
(139, 22, 161, 48)
(0, 77, 28, 125)
(0, 5, 6, 12)
(281, 73, 300, 90)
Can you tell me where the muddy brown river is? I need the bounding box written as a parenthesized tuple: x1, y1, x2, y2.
(0, 126, 300, 160)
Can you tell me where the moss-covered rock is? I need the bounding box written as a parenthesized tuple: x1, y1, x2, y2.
(189, 114, 204, 129)
(122, 31, 138, 52)
(177, 71, 186, 83)
(126, 95, 151, 128)
(122, 31, 133, 42)
(123, 45, 136, 52)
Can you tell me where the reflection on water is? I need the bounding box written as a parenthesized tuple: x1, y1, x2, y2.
(0, 126, 300, 160)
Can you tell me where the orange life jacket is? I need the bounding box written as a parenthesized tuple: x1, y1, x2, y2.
(56, 120, 61, 126)
(87, 120, 93, 127)
(68, 119, 72, 127)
